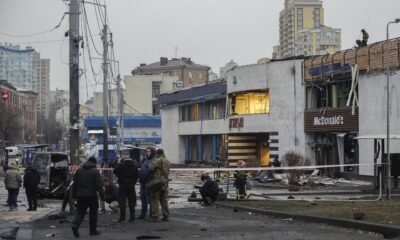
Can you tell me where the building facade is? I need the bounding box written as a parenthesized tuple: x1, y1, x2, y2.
(0, 43, 36, 91)
(295, 26, 341, 56)
(159, 60, 310, 166)
(93, 75, 178, 116)
(33, 52, 50, 118)
(303, 37, 400, 177)
(83, 115, 161, 160)
(276, 0, 341, 58)
(0, 80, 37, 145)
(132, 57, 210, 87)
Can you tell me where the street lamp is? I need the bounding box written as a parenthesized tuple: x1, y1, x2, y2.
(386, 18, 400, 199)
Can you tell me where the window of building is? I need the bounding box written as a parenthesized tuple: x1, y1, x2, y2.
(297, 8, 303, 30)
(179, 99, 226, 122)
(229, 90, 269, 115)
(314, 8, 320, 28)
(306, 81, 352, 110)
(152, 84, 160, 98)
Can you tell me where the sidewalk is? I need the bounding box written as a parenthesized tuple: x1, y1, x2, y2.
(0, 176, 59, 239)
(215, 200, 400, 238)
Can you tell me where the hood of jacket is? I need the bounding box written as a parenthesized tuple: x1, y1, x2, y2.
(145, 148, 156, 161)
(83, 160, 96, 169)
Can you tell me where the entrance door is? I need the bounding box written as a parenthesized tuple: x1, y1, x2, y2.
(315, 134, 338, 177)
(259, 142, 270, 166)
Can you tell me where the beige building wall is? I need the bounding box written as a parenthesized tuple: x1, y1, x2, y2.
(93, 75, 178, 116)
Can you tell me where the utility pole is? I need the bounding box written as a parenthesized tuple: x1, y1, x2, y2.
(102, 24, 109, 166)
(69, 0, 80, 164)
(116, 74, 124, 157)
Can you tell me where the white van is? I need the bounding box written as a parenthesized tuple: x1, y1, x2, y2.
(6, 147, 20, 157)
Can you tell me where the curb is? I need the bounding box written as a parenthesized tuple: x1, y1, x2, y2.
(215, 202, 400, 238)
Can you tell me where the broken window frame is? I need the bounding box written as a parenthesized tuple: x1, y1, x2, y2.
(228, 89, 270, 116)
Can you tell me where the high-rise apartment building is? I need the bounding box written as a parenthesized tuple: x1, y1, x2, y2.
(0, 43, 36, 90)
(0, 43, 50, 118)
(295, 26, 341, 56)
(274, 0, 341, 58)
(33, 52, 50, 118)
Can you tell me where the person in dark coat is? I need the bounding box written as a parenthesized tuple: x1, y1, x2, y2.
(113, 158, 138, 222)
(138, 147, 155, 219)
(71, 157, 103, 238)
(23, 166, 41, 211)
(199, 174, 219, 206)
(101, 178, 119, 212)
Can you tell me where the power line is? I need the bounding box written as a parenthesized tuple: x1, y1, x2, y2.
(0, 13, 67, 38)
(123, 101, 159, 121)
(82, 2, 102, 55)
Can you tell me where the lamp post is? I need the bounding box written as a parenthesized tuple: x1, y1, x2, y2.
(386, 18, 400, 199)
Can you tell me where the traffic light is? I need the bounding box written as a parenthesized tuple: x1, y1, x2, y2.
(1, 90, 9, 102)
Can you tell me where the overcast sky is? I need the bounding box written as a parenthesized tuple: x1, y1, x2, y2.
(1, 0, 400, 102)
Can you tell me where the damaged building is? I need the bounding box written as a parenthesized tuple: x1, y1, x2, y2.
(159, 38, 400, 178)
(158, 59, 310, 166)
(303, 37, 400, 177)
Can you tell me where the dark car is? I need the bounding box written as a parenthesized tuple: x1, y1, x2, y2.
(31, 152, 69, 198)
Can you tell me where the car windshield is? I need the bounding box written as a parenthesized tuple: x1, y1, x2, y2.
(32, 154, 50, 171)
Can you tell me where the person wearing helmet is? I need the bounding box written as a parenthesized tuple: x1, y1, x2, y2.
(234, 160, 247, 199)
(356, 29, 369, 47)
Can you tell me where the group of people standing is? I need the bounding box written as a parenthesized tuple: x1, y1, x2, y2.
(71, 147, 170, 238)
(3, 161, 41, 212)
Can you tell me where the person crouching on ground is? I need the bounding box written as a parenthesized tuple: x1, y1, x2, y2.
(148, 149, 170, 221)
(71, 156, 103, 238)
(113, 158, 138, 222)
(23, 165, 41, 211)
(138, 147, 155, 219)
(101, 178, 119, 213)
(4, 161, 22, 211)
(199, 173, 219, 206)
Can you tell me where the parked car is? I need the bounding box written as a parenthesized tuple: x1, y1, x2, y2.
(6, 146, 20, 157)
(31, 152, 69, 198)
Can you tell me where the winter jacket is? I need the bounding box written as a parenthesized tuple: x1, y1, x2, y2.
(4, 166, 22, 189)
(148, 155, 170, 190)
(139, 149, 155, 184)
(104, 182, 119, 203)
(113, 159, 138, 185)
(23, 166, 41, 189)
(72, 161, 103, 199)
(200, 177, 219, 195)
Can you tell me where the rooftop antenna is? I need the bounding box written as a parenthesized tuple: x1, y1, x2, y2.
(175, 46, 178, 58)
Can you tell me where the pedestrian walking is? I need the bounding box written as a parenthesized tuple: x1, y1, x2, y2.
(148, 149, 170, 221)
(138, 147, 155, 219)
(4, 161, 22, 211)
(199, 173, 219, 206)
(71, 157, 103, 238)
(23, 165, 41, 211)
(113, 158, 138, 222)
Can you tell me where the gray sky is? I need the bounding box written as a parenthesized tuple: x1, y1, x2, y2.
(1, 0, 400, 103)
